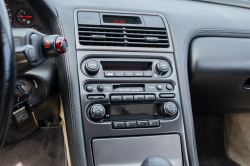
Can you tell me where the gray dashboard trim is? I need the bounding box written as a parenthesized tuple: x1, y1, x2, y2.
(74, 9, 173, 53)
(194, 0, 250, 9)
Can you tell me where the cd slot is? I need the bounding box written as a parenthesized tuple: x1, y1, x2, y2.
(113, 84, 145, 92)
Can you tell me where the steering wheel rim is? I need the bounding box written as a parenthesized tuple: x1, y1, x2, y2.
(0, 0, 16, 148)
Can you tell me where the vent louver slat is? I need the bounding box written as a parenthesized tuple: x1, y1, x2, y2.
(78, 25, 169, 48)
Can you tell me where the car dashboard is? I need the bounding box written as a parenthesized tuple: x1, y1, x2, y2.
(2, 0, 250, 166)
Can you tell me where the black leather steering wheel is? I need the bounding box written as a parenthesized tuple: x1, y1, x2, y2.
(0, 0, 16, 148)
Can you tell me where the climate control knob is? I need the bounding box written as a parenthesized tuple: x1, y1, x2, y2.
(160, 102, 178, 117)
(85, 59, 100, 75)
(90, 104, 105, 120)
(155, 60, 170, 75)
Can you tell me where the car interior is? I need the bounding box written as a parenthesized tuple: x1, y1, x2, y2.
(1, 0, 250, 166)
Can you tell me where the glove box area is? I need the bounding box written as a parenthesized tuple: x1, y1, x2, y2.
(92, 134, 182, 166)
(189, 37, 250, 112)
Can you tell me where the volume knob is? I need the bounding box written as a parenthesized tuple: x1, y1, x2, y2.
(90, 104, 105, 120)
(85, 59, 100, 75)
(160, 102, 178, 117)
(155, 60, 170, 75)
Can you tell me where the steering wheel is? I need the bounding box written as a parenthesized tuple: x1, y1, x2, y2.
(0, 0, 16, 147)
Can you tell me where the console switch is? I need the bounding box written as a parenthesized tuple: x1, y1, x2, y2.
(125, 71, 134, 77)
(145, 95, 155, 101)
(137, 121, 148, 127)
(134, 95, 144, 102)
(125, 121, 137, 128)
(115, 71, 125, 76)
(134, 71, 144, 77)
(111, 95, 122, 102)
(105, 71, 114, 77)
(148, 120, 160, 127)
(122, 95, 133, 102)
(144, 71, 153, 77)
(159, 93, 175, 98)
(113, 122, 125, 129)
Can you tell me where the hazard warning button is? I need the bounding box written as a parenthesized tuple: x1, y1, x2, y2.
(41, 35, 68, 58)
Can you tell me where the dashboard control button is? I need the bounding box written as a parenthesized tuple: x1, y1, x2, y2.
(155, 60, 170, 75)
(160, 102, 178, 117)
(144, 71, 153, 77)
(134, 71, 144, 77)
(97, 85, 104, 92)
(111, 95, 122, 102)
(86, 85, 93, 92)
(145, 95, 155, 101)
(125, 121, 137, 128)
(115, 71, 125, 77)
(125, 71, 134, 77)
(55, 37, 68, 54)
(166, 83, 173, 90)
(134, 95, 144, 102)
(156, 84, 163, 90)
(105, 71, 115, 77)
(90, 104, 105, 119)
(85, 60, 100, 75)
(137, 121, 148, 127)
(113, 122, 125, 129)
(148, 120, 160, 127)
(122, 95, 133, 102)
(159, 93, 175, 98)
(88, 95, 105, 99)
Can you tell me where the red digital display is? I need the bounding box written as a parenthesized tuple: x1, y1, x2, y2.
(103, 15, 142, 24)
(113, 20, 126, 24)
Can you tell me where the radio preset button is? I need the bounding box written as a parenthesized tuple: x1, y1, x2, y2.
(86, 85, 93, 92)
(144, 71, 153, 77)
(134, 71, 144, 77)
(156, 84, 163, 90)
(137, 121, 148, 127)
(105, 71, 115, 77)
(125, 71, 134, 77)
(134, 95, 144, 102)
(122, 95, 133, 102)
(111, 95, 122, 102)
(148, 120, 160, 127)
(125, 121, 137, 128)
(145, 95, 155, 101)
(115, 71, 125, 77)
(113, 122, 125, 129)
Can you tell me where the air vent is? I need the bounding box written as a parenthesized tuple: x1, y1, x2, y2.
(78, 25, 169, 48)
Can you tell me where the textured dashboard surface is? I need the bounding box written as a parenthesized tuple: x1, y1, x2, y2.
(34, 0, 250, 166)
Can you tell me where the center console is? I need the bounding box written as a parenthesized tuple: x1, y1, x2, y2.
(75, 9, 189, 166)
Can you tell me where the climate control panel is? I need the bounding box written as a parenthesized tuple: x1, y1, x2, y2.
(81, 58, 172, 78)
